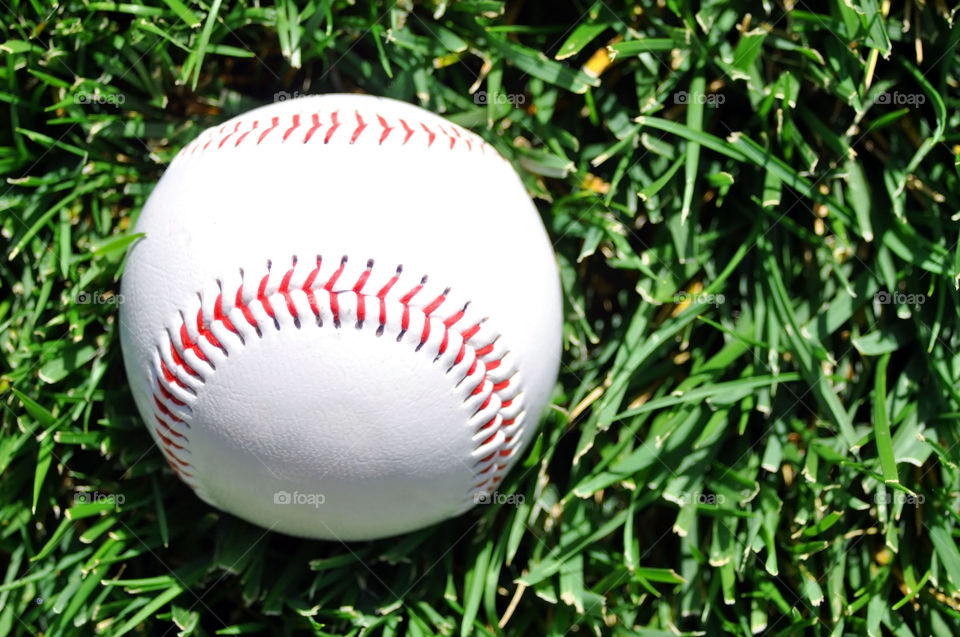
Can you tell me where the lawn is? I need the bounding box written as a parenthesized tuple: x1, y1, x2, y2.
(2, 0, 960, 635)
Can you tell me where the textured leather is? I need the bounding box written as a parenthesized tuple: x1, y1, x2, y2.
(119, 94, 562, 540)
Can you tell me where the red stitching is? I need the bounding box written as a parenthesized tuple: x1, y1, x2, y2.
(282, 114, 301, 141)
(400, 279, 425, 304)
(351, 111, 367, 143)
(303, 256, 323, 320)
(234, 120, 256, 147)
(399, 277, 425, 334)
(421, 123, 436, 147)
(438, 124, 456, 150)
(377, 266, 400, 331)
(149, 256, 521, 499)
(324, 110, 340, 143)
(156, 429, 184, 451)
(423, 292, 446, 316)
(324, 257, 347, 326)
(180, 323, 208, 363)
(150, 383, 194, 474)
(377, 115, 393, 144)
(258, 116, 279, 144)
(279, 258, 298, 321)
(303, 113, 322, 143)
(444, 306, 466, 328)
(419, 316, 431, 349)
(235, 280, 259, 331)
(154, 362, 200, 481)
(354, 260, 372, 326)
(477, 395, 492, 412)
(160, 358, 189, 390)
(197, 309, 224, 352)
(165, 449, 191, 468)
(461, 323, 482, 341)
(218, 121, 242, 149)
(214, 291, 238, 335)
(154, 415, 186, 441)
(153, 395, 183, 423)
(439, 327, 449, 356)
(474, 343, 494, 358)
(157, 382, 184, 407)
(257, 268, 277, 326)
(399, 118, 414, 144)
(182, 109, 495, 159)
(419, 290, 447, 349)
(169, 343, 200, 378)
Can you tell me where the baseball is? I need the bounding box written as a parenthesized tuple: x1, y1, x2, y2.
(119, 94, 562, 541)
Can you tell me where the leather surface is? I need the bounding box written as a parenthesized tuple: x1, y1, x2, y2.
(119, 94, 562, 540)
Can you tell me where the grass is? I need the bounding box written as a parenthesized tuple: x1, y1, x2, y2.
(2, 0, 960, 634)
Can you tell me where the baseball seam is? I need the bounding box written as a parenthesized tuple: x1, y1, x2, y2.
(148, 255, 525, 508)
(176, 107, 497, 160)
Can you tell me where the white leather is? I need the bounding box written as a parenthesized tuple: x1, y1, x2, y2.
(119, 94, 562, 540)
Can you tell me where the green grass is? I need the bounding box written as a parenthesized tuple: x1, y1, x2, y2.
(3, 0, 960, 634)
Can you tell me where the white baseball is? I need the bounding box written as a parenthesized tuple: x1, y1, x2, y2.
(119, 94, 562, 540)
